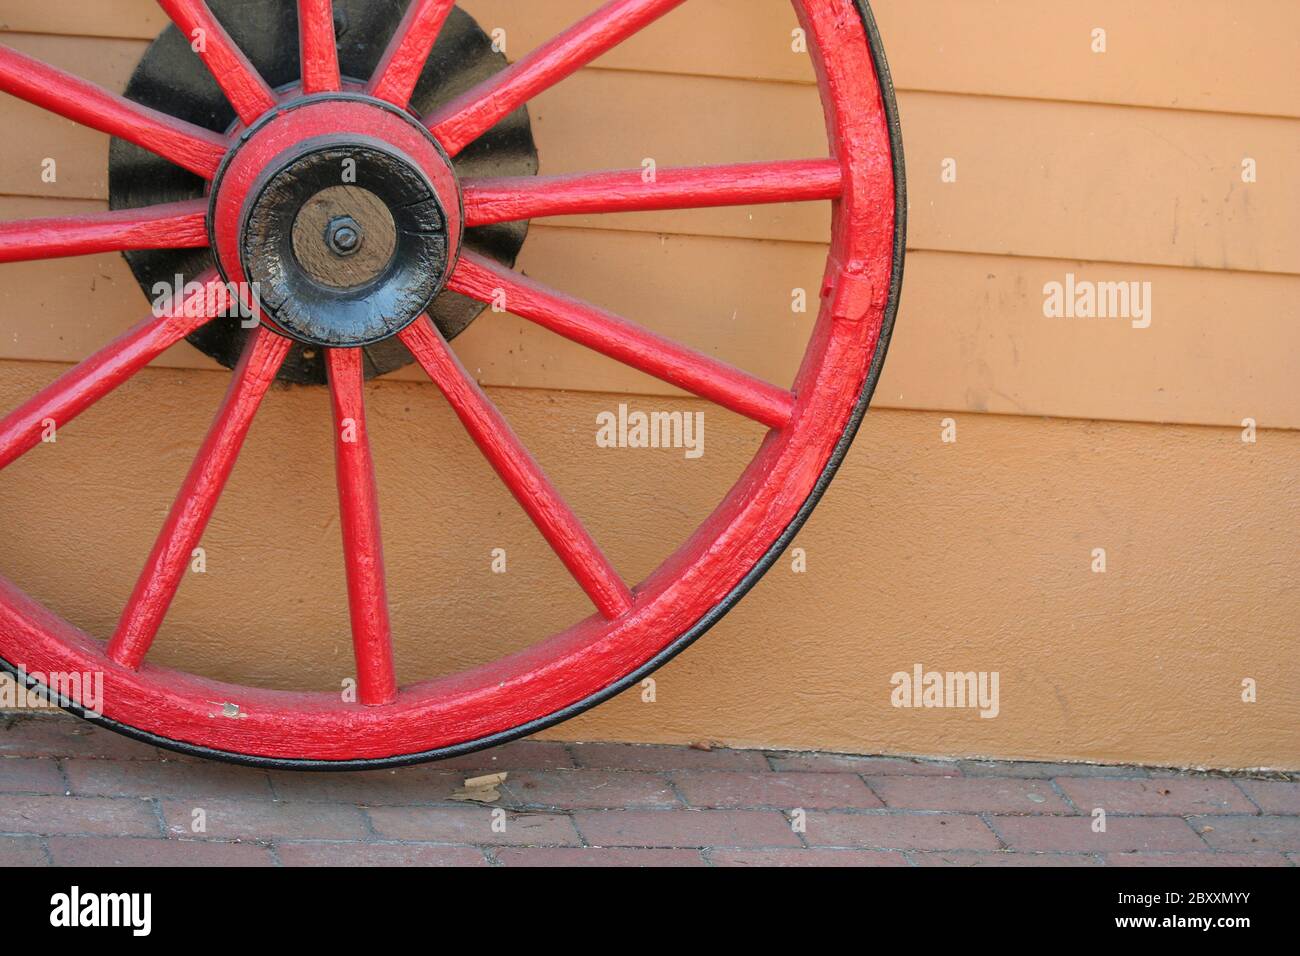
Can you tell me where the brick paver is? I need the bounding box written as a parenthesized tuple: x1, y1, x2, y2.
(275, 842, 489, 867)
(495, 847, 706, 867)
(707, 848, 908, 866)
(574, 809, 803, 848)
(47, 836, 276, 867)
(1103, 851, 1290, 867)
(159, 798, 369, 841)
(768, 753, 956, 775)
(672, 770, 882, 810)
(913, 850, 1101, 867)
(0, 835, 48, 865)
(869, 775, 1070, 813)
(0, 794, 161, 837)
(1233, 779, 1300, 815)
(501, 770, 680, 809)
(422, 740, 577, 772)
(367, 805, 582, 846)
(1189, 814, 1300, 852)
(0, 756, 64, 794)
(570, 741, 769, 772)
(0, 715, 160, 760)
(266, 769, 466, 807)
(991, 815, 1206, 853)
(958, 759, 1150, 779)
(1055, 777, 1257, 815)
(0, 713, 1293, 866)
(65, 757, 274, 801)
(805, 811, 1002, 851)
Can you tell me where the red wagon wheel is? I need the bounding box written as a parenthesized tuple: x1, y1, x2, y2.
(0, 0, 904, 767)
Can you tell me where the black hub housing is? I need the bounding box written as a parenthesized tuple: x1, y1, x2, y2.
(235, 138, 454, 347)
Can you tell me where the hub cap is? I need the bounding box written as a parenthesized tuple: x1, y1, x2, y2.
(210, 97, 463, 348)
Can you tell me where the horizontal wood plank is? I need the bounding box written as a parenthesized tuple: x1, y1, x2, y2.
(0, 203, 1294, 430)
(0, 33, 145, 201)
(0, 36, 1295, 275)
(872, 0, 1300, 120)
(875, 250, 1300, 431)
(0, 0, 168, 40)
(897, 92, 1300, 276)
(0, 1, 1295, 119)
(473, 230, 1300, 431)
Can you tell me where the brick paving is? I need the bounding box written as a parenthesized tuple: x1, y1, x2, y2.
(0, 713, 1294, 867)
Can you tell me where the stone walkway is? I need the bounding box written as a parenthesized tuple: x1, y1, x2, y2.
(0, 713, 1295, 866)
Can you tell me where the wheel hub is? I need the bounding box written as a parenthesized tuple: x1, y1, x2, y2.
(108, 0, 538, 383)
(209, 96, 463, 348)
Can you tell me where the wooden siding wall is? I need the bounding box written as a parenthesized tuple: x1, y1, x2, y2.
(0, 1, 1295, 767)
(0, 0, 1295, 430)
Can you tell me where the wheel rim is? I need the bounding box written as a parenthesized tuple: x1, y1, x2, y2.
(0, 0, 905, 767)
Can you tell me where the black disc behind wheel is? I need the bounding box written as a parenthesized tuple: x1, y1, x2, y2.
(108, 0, 538, 384)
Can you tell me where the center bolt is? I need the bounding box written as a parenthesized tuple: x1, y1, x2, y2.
(325, 216, 363, 257)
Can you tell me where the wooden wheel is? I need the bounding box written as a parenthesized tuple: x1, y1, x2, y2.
(0, 0, 905, 767)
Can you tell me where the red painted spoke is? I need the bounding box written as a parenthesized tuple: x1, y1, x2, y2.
(0, 200, 208, 264)
(325, 348, 397, 706)
(157, 0, 276, 125)
(108, 327, 290, 670)
(368, 0, 455, 107)
(427, 0, 688, 156)
(0, 43, 228, 179)
(449, 253, 795, 430)
(464, 159, 843, 226)
(400, 317, 634, 620)
(0, 275, 229, 474)
(298, 0, 341, 94)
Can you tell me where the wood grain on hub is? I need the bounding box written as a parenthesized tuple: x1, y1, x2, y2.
(291, 185, 397, 289)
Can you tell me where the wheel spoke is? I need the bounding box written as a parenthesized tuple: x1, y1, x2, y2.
(157, 0, 276, 125)
(0, 274, 230, 474)
(0, 200, 209, 264)
(448, 253, 795, 430)
(0, 43, 229, 179)
(298, 0, 341, 94)
(325, 348, 397, 706)
(107, 327, 290, 670)
(367, 0, 455, 108)
(426, 0, 688, 157)
(399, 317, 634, 620)
(464, 159, 843, 226)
